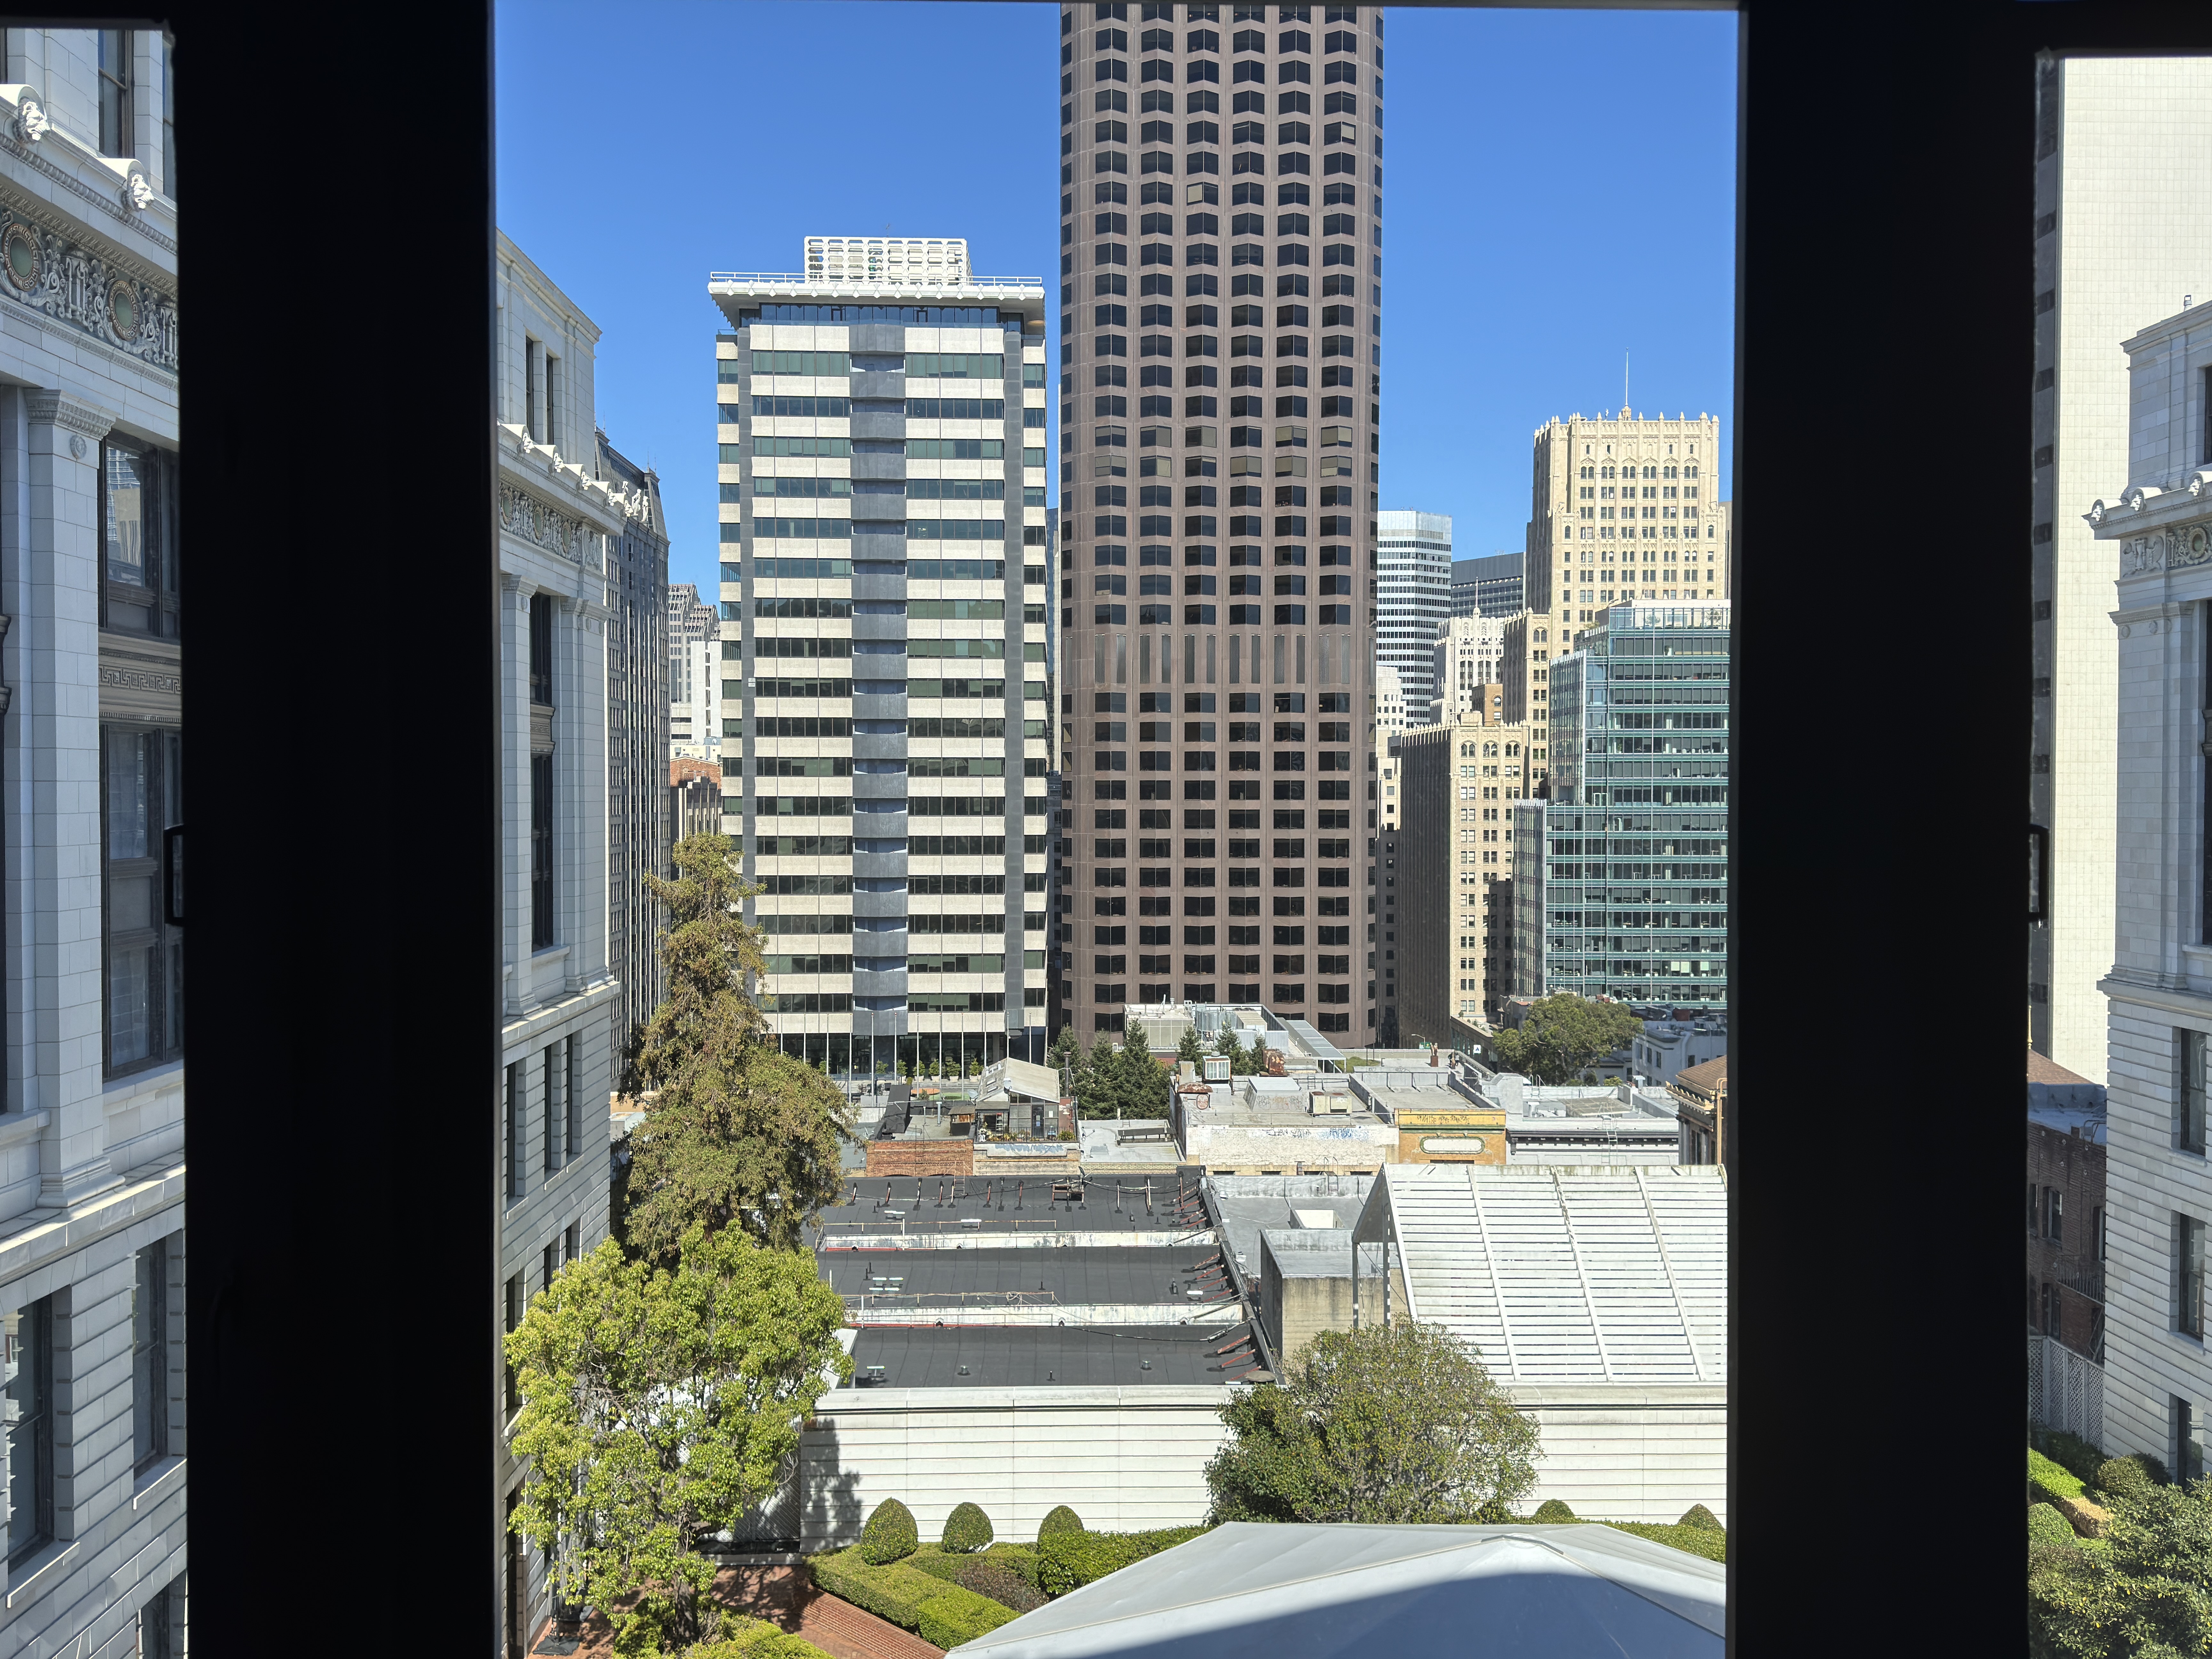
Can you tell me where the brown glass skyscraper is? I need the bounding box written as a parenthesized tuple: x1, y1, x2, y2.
(1056, 2, 1383, 1039)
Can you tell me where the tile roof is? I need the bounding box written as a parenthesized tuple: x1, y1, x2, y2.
(1675, 1055, 1727, 1093)
(2027, 1047, 2097, 1088)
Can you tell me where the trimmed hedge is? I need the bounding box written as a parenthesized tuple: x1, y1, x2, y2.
(691, 1619, 841, 1659)
(1595, 1521, 1726, 1565)
(2035, 1429, 2108, 1487)
(1036, 1525, 1212, 1597)
(809, 1547, 1021, 1649)
(910, 1546, 1048, 1614)
(943, 1501, 995, 1554)
(2028, 1503, 2079, 1550)
(2096, 1454, 2167, 1502)
(1676, 1504, 1722, 1533)
(1038, 1504, 1085, 1539)
(860, 1498, 918, 1565)
(2031, 1447, 2086, 1508)
(1531, 1499, 1578, 1523)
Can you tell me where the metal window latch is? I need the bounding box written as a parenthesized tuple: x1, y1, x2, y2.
(163, 824, 183, 927)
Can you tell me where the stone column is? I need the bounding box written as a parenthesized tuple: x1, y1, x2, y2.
(501, 573, 534, 1019)
(5, 389, 118, 1206)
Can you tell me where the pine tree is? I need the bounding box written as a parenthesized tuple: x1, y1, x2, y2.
(621, 835, 854, 1264)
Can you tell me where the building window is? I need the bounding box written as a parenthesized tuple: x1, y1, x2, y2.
(2184, 1030, 2208, 1155)
(504, 1274, 523, 1419)
(2180, 1214, 2206, 1340)
(133, 1238, 169, 1473)
(504, 1062, 522, 1200)
(531, 754, 556, 950)
(98, 29, 133, 158)
(159, 32, 175, 199)
(5, 1297, 52, 1568)
(541, 1044, 559, 1173)
(525, 339, 542, 441)
(529, 593, 554, 706)
(2096, 1206, 2107, 1262)
(100, 443, 180, 639)
(138, 1581, 180, 1659)
(102, 728, 183, 1077)
(565, 1034, 580, 1160)
(2046, 1188, 2063, 1244)
(544, 352, 560, 452)
(2180, 1397, 2206, 1487)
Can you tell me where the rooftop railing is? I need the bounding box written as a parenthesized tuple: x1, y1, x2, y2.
(709, 272, 1044, 290)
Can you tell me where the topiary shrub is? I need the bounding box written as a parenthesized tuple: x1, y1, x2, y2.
(1531, 1499, 1578, 1523)
(910, 1549, 1047, 1613)
(1038, 1504, 1085, 1540)
(1677, 1504, 1723, 1533)
(2036, 1428, 2108, 1486)
(2028, 1503, 2079, 1550)
(1594, 1521, 1726, 1565)
(860, 1498, 919, 1564)
(2031, 1447, 2087, 1508)
(943, 1501, 995, 1554)
(2096, 1454, 2168, 1502)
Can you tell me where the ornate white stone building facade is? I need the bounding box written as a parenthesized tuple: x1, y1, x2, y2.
(495, 232, 628, 1655)
(0, 30, 186, 1659)
(2088, 299, 2212, 1481)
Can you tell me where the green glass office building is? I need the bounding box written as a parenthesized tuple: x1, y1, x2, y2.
(1512, 602, 1728, 1010)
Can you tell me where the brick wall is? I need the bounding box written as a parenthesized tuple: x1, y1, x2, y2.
(2029, 1118, 2107, 1358)
(865, 1140, 975, 1179)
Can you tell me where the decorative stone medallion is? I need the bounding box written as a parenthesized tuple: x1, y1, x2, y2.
(107, 279, 138, 341)
(1, 221, 40, 291)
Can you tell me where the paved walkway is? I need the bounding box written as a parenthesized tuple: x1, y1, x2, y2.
(535, 1564, 944, 1659)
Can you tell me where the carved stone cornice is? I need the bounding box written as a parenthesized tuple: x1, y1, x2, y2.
(0, 204, 176, 375)
(24, 389, 115, 442)
(2117, 521, 2212, 578)
(0, 99, 176, 258)
(499, 481, 605, 573)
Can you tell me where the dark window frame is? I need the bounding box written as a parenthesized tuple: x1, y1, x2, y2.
(100, 725, 184, 1079)
(132, 1238, 168, 1474)
(6, 1295, 52, 1569)
(97, 28, 133, 159)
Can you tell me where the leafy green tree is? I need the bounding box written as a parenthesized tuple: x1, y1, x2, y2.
(1204, 1321, 1540, 1525)
(1490, 994, 1644, 1087)
(622, 835, 853, 1264)
(1117, 1024, 1170, 1118)
(506, 1228, 851, 1655)
(1177, 1026, 1207, 1070)
(1213, 1027, 1266, 1076)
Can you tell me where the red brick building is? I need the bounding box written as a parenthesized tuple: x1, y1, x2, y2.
(2027, 1050, 2106, 1361)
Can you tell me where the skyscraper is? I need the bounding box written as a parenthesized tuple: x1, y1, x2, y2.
(666, 582, 720, 768)
(1451, 551, 1524, 619)
(710, 248, 1053, 1076)
(2028, 59, 2212, 1079)
(599, 437, 671, 1068)
(1058, 1, 1384, 1040)
(1513, 601, 1730, 1015)
(1377, 508, 1451, 722)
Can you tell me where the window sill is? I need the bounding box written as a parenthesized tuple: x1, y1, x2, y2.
(132, 1454, 184, 1511)
(4, 1539, 76, 1610)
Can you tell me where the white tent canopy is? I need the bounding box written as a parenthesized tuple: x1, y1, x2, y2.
(950, 1522, 1723, 1659)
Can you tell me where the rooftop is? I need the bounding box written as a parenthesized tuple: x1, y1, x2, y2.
(844, 1322, 1254, 1390)
(1674, 1055, 1728, 1095)
(820, 1246, 1222, 1309)
(1363, 1163, 1727, 1384)
(953, 1521, 1723, 1659)
(1205, 1174, 1374, 1287)
(2028, 1048, 2097, 1089)
(807, 1174, 1206, 1245)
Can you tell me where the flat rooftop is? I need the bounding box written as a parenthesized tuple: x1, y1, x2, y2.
(807, 1174, 1206, 1242)
(1204, 1174, 1373, 1284)
(820, 1246, 1223, 1306)
(845, 1322, 1253, 1389)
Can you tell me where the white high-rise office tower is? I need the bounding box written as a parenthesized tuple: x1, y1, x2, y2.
(666, 583, 721, 767)
(1432, 614, 1508, 723)
(711, 243, 1053, 1075)
(2028, 58, 2212, 1080)
(1377, 509, 1452, 723)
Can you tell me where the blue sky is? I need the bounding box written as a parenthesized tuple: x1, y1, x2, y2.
(495, 3, 1736, 593)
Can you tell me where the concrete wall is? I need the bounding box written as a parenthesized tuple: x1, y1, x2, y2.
(800, 1386, 1230, 1548)
(1513, 1384, 1728, 1526)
